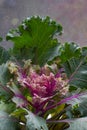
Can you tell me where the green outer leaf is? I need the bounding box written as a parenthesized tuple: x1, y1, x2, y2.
(59, 42, 81, 63)
(65, 117, 87, 130)
(0, 101, 15, 114)
(0, 111, 20, 130)
(26, 111, 48, 130)
(6, 16, 62, 66)
(66, 93, 87, 117)
(82, 47, 87, 56)
(63, 57, 87, 89)
(0, 46, 10, 64)
(0, 63, 12, 85)
(0, 63, 13, 101)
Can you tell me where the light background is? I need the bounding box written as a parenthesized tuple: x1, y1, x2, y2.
(0, 0, 87, 48)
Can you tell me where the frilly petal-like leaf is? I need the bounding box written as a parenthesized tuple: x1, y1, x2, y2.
(6, 16, 62, 66)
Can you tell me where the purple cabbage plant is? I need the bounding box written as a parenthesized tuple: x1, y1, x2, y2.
(0, 16, 87, 130)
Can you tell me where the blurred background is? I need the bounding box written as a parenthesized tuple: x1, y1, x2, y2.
(0, 0, 87, 48)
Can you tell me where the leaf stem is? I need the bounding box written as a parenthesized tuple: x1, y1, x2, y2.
(42, 93, 84, 114)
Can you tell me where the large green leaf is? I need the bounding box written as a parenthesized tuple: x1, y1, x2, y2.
(26, 111, 48, 130)
(0, 111, 20, 130)
(65, 117, 87, 130)
(63, 56, 87, 89)
(6, 16, 62, 66)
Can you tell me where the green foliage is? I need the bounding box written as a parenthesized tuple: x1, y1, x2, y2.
(0, 37, 2, 42)
(59, 42, 81, 63)
(66, 93, 87, 118)
(0, 16, 87, 130)
(65, 118, 87, 130)
(0, 111, 20, 130)
(0, 63, 11, 85)
(0, 63, 13, 101)
(0, 101, 15, 114)
(6, 16, 62, 66)
(26, 111, 48, 130)
(82, 46, 87, 56)
(0, 46, 10, 64)
(63, 56, 87, 89)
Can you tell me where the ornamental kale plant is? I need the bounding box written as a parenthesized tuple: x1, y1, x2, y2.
(0, 16, 87, 130)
